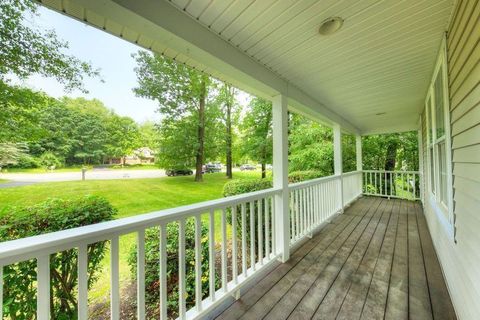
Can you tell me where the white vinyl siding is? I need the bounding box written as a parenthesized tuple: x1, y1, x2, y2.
(421, 1, 480, 319)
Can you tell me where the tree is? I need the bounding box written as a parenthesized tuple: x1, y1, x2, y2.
(342, 134, 357, 172)
(241, 98, 273, 178)
(215, 83, 238, 179)
(0, 0, 100, 92)
(0, 82, 50, 143)
(138, 121, 160, 150)
(288, 114, 334, 175)
(133, 51, 212, 181)
(105, 115, 140, 165)
(0, 143, 28, 170)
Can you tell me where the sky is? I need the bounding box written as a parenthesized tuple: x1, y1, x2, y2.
(16, 6, 161, 123)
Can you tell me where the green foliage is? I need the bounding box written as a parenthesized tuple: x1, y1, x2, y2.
(0, 0, 100, 92)
(38, 151, 62, 170)
(0, 81, 50, 143)
(128, 220, 211, 319)
(362, 132, 418, 171)
(0, 196, 116, 320)
(0, 143, 28, 169)
(342, 134, 356, 172)
(239, 98, 272, 177)
(133, 52, 212, 180)
(222, 178, 273, 197)
(288, 171, 325, 183)
(288, 115, 334, 175)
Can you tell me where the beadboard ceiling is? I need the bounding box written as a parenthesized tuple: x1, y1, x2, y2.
(38, 0, 455, 134)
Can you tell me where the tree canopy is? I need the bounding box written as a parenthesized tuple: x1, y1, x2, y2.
(0, 0, 100, 92)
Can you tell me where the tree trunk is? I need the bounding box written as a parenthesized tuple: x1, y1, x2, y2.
(384, 140, 398, 195)
(195, 77, 207, 182)
(225, 85, 233, 179)
(261, 163, 266, 179)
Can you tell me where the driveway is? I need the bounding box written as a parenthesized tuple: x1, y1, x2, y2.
(0, 168, 167, 186)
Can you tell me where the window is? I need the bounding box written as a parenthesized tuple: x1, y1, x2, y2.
(425, 37, 453, 227)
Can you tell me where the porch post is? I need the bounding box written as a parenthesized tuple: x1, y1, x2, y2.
(333, 124, 344, 211)
(356, 135, 363, 196)
(272, 94, 290, 262)
(418, 128, 424, 204)
(356, 135, 362, 171)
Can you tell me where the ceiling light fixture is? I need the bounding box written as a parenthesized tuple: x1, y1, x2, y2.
(319, 17, 344, 36)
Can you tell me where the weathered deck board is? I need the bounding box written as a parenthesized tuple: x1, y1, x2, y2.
(215, 197, 457, 320)
(407, 201, 433, 320)
(415, 202, 457, 320)
(336, 199, 397, 320)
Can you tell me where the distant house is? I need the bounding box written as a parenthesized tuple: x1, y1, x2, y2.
(109, 147, 155, 165)
(125, 147, 155, 165)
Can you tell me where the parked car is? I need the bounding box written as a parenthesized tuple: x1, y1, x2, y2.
(203, 163, 221, 173)
(165, 168, 193, 176)
(240, 164, 256, 171)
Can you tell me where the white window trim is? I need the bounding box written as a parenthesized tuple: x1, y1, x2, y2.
(424, 35, 455, 239)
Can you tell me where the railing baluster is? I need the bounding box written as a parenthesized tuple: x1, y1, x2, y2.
(221, 208, 227, 292)
(265, 197, 270, 259)
(390, 172, 393, 198)
(241, 203, 247, 276)
(37, 255, 50, 320)
(249, 201, 256, 271)
(179, 219, 186, 319)
(232, 206, 238, 284)
(307, 187, 313, 234)
(78, 244, 88, 320)
(160, 224, 167, 320)
(290, 190, 295, 241)
(258, 199, 263, 265)
(137, 230, 145, 320)
(110, 237, 120, 320)
(271, 197, 276, 255)
(300, 188, 305, 236)
(294, 189, 301, 239)
(194, 214, 203, 311)
(208, 209, 215, 302)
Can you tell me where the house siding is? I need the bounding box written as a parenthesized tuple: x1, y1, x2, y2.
(422, 0, 480, 319)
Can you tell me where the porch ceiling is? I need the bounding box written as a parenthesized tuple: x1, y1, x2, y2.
(39, 0, 454, 134)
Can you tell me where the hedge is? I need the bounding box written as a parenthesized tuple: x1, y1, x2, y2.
(0, 196, 116, 320)
(287, 170, 325, 183)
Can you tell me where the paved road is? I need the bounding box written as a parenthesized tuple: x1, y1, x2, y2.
(0, 169, 167, 186)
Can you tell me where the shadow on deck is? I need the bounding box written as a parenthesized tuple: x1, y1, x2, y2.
(215, 197, 456, 320)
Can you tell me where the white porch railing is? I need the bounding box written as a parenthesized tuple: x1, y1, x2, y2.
(0, 188, 281, 320)
(288, 171, 363, 246)
(0, 170, 366, 320)
(362, 170, 421, 200)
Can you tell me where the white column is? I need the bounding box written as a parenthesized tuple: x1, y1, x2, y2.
(418, 128, 424, 204)
(356, 135, 363, 197)
(356, 135, 362, 171)
(272, 94, 290, 262)
(333, 124, 344, 211)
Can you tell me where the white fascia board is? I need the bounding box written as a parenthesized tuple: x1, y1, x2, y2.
(51, 0, 360, 134)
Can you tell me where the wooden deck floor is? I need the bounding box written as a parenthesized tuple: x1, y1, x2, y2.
(216, 197, 456, 320)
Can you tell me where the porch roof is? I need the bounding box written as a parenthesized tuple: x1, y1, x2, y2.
(39, 0, 454, 134)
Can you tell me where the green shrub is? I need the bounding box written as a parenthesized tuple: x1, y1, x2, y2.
(12, 154, 39, 169)
(288, 170, 324, 183)
(222, 178, 273, 197)
(128, 219, 212, 319)
(0, 196, 117, 320)
(38, 151, 63, 170)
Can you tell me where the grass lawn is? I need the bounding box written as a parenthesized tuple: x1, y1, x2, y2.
(2, 164, 161, 174)
(0, 171, 262, 308)
(0, 179, 8, 184)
